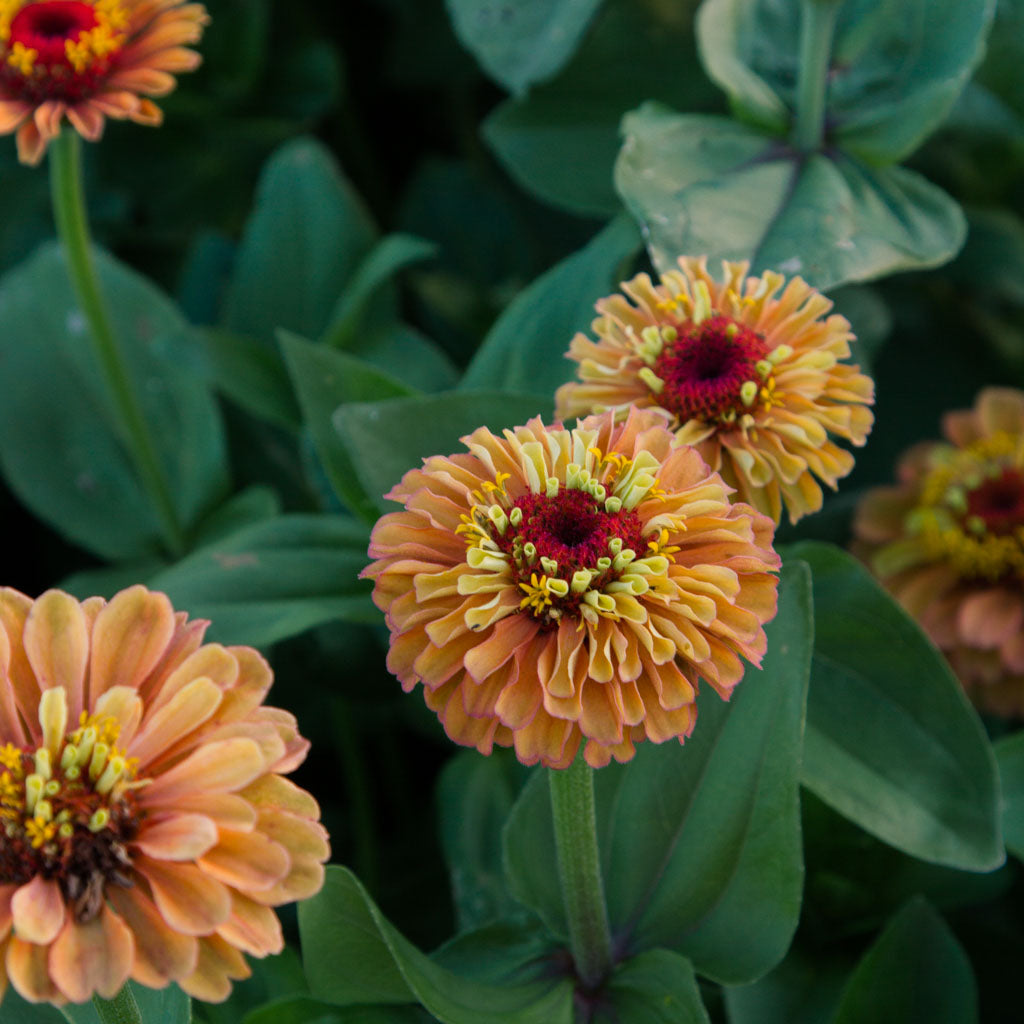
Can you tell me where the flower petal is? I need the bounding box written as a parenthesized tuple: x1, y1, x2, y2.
(48, 904, 134, 1002)
(133, 813, 219, 861)
(11, 876, 65, 945)
(198, 829, 291, 892)
(23, 590, 89, 723)
(107, 886, 197, 988)
(137, 856, 232, 936)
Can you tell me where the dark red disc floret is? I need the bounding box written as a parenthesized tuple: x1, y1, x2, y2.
(966, 468, 1024, 535)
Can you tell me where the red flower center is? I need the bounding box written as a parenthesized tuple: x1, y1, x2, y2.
(653, 315, 768, 423)
(966, 468, 1024, 535)
(9, 1, 97, 63)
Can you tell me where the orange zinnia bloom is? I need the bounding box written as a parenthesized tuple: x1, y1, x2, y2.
(363, 410, 780, 769)
(0, 0, 209, 165)
(0, 585, 328, 1004)
(555, 258, 875, 524)
(855, 388, 1024, 716)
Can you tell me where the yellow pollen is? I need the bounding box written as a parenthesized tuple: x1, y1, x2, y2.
(0, 743, 22, 774)
(24, 818, 56, 849)
(6, 40, 35, 74)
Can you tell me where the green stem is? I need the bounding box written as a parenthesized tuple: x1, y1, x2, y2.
(549, 755, 613, 991)
(793, 0, 842, 152)
(60, 985, 144, 1024)
(49, 130, 185, 557)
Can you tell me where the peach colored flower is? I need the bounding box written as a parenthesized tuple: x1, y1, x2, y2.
(855, 388, 1024, 716)
(555, 257, 875, 525)
(0, 585, 328, 1005)
(362, 409, 780, 770)
(0, 0, 209, 165)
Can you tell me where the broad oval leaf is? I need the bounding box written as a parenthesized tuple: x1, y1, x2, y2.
(614, 105, 966, 290)
(299, 866, 573, 1024)
(696, 0, 997, 163)
(504, 560, 813, 984)
(831, 898, 978, 1023)
(149, 514, 375, 647)
(333, 391, 550, 514)
(788, 541, 1003, 871)
(460, 215, 639, 393)
(596, 950, 711, 1024)
(279, 329, 414, 522)
(0, 242, 227, 561)
(445, 0, 604, 95)
(222, 137, 377, 344)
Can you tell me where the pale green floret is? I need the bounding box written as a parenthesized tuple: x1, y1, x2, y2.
(604, 496, 622, 513)
(467, 548, 509, 573)
(540, 557, 558, 575)
(509, 507, 523, 527)
(740, 381, 759, 407)
(546, 477, 560, 499)
(487, 505, 508, 534)
(571, 570, 595, 593)
(34, 748, 52, 781)
(638, 367, 665, 394)
(547, 579, 570, 598)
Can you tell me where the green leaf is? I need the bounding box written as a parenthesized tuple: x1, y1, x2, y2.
(356, 322, 459, 395)
(788, 541, 1004, 871)
(299, 866, 574, 1023)
(831, 899, 978, 1023)
(724, 947, 849, 1024)
(696, 0, 996, 163)
(461, 215, 639, 392)
(54, 983, 191, 1023)
(438, 751, 530, 931)
(222, 137, 377, 344)
(504, 560, 813, 984)
(615, 106, 966, 290)
(333, 391, 550, 514)
(482, 0, 716, 216)
(0, 242, 227, 561)
(322, 234, 438, 349)
(595, 950, 711, 1024)
(994, 731, 1024, 861)
(445, 0, 604, 95)
(194, 326, 302, 431)
(279, 329, 414, 521)
(149, 514, 375, 647)
(243, 1000, 432, 1024)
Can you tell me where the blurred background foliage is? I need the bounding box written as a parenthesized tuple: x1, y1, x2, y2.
(2, 0, 1024, 1020)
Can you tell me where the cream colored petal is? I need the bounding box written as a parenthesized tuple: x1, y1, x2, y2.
(133, 813, 219, 860)
(107, 885, 197, 988)
(129, 676, 224, 767)
(22, 591, 88, 723)
(216, 891, 283, 958)
(11, 877, 65, 946)
(255, 809, 330, 862)
(142, 737, 264, 804)
(246, 855, 325, 907)
(198, 829, 291, 893)
(137, 856, 231, 936)
(6, 935, 60, 1002)
(179, 934, 250, 1003)
(48, 904, 134, 1002)
(89, 587, 175, 704)
(239, 774, 320, 818)
(146, 643, 238, 718)
(148, 792, 257, 832)
(0, 588, 38, 736)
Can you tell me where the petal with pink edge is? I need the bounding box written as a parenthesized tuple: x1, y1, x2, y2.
(11, 876, 64, 945)
(137, 856, 232, 936)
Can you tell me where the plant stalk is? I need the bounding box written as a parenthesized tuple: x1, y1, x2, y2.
(793, 0, 842, 152)
(49, 129, 184, 557)
(60, 985, 144, 1024)
(549, 755, 613, 991)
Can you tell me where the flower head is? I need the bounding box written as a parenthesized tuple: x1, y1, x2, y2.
(0, 0, 209, 165)
(555, 257, 875, 524)
(363, 409, 780, 769)
(855, 388, 1024, 715)
(0, 585, 328, 1004)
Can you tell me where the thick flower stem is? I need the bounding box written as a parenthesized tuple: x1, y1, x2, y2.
(549, 756, 613, 991)
(92, 986, 144, 1024)
(48, 129, 185, 557)
(793, 0, 842, 152)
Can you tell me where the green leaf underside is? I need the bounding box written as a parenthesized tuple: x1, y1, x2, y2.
(222, 136, 377, 345)
(333, 391, 551, 515)
(299, 866, 574, 1023)
(149, 514, 375, 647)
(0, 242, 226, 561)
(445, 0, 604, 96)
(789, 541, 1003, 871)
(460, 214, 640, 394)
(504, 561, 813, 984)
(696, 0, 997, 163)
(831, 898, 978, 1023)
(595, 950, 711, 1024)
(2, 982, 192, 1023)
(482, 0, 716, 216)
(279, 329, 414, 522)
(614, 106, 965, 290)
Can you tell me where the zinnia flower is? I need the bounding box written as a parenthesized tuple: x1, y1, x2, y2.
(0, 585, 328, 1004)
(855, 388, 1024, 716)
(0, 0, 209, 165)
(555, 257, 875, 524)
(362, 409, 780, 769)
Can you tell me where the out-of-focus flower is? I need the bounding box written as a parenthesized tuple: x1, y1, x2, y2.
(0, 0, 209, 165)
(0, 585, 328, 1004)
(855, 388, 1024, 715)
(363, 410, 780, 769)
(555, 257, 875, 524)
